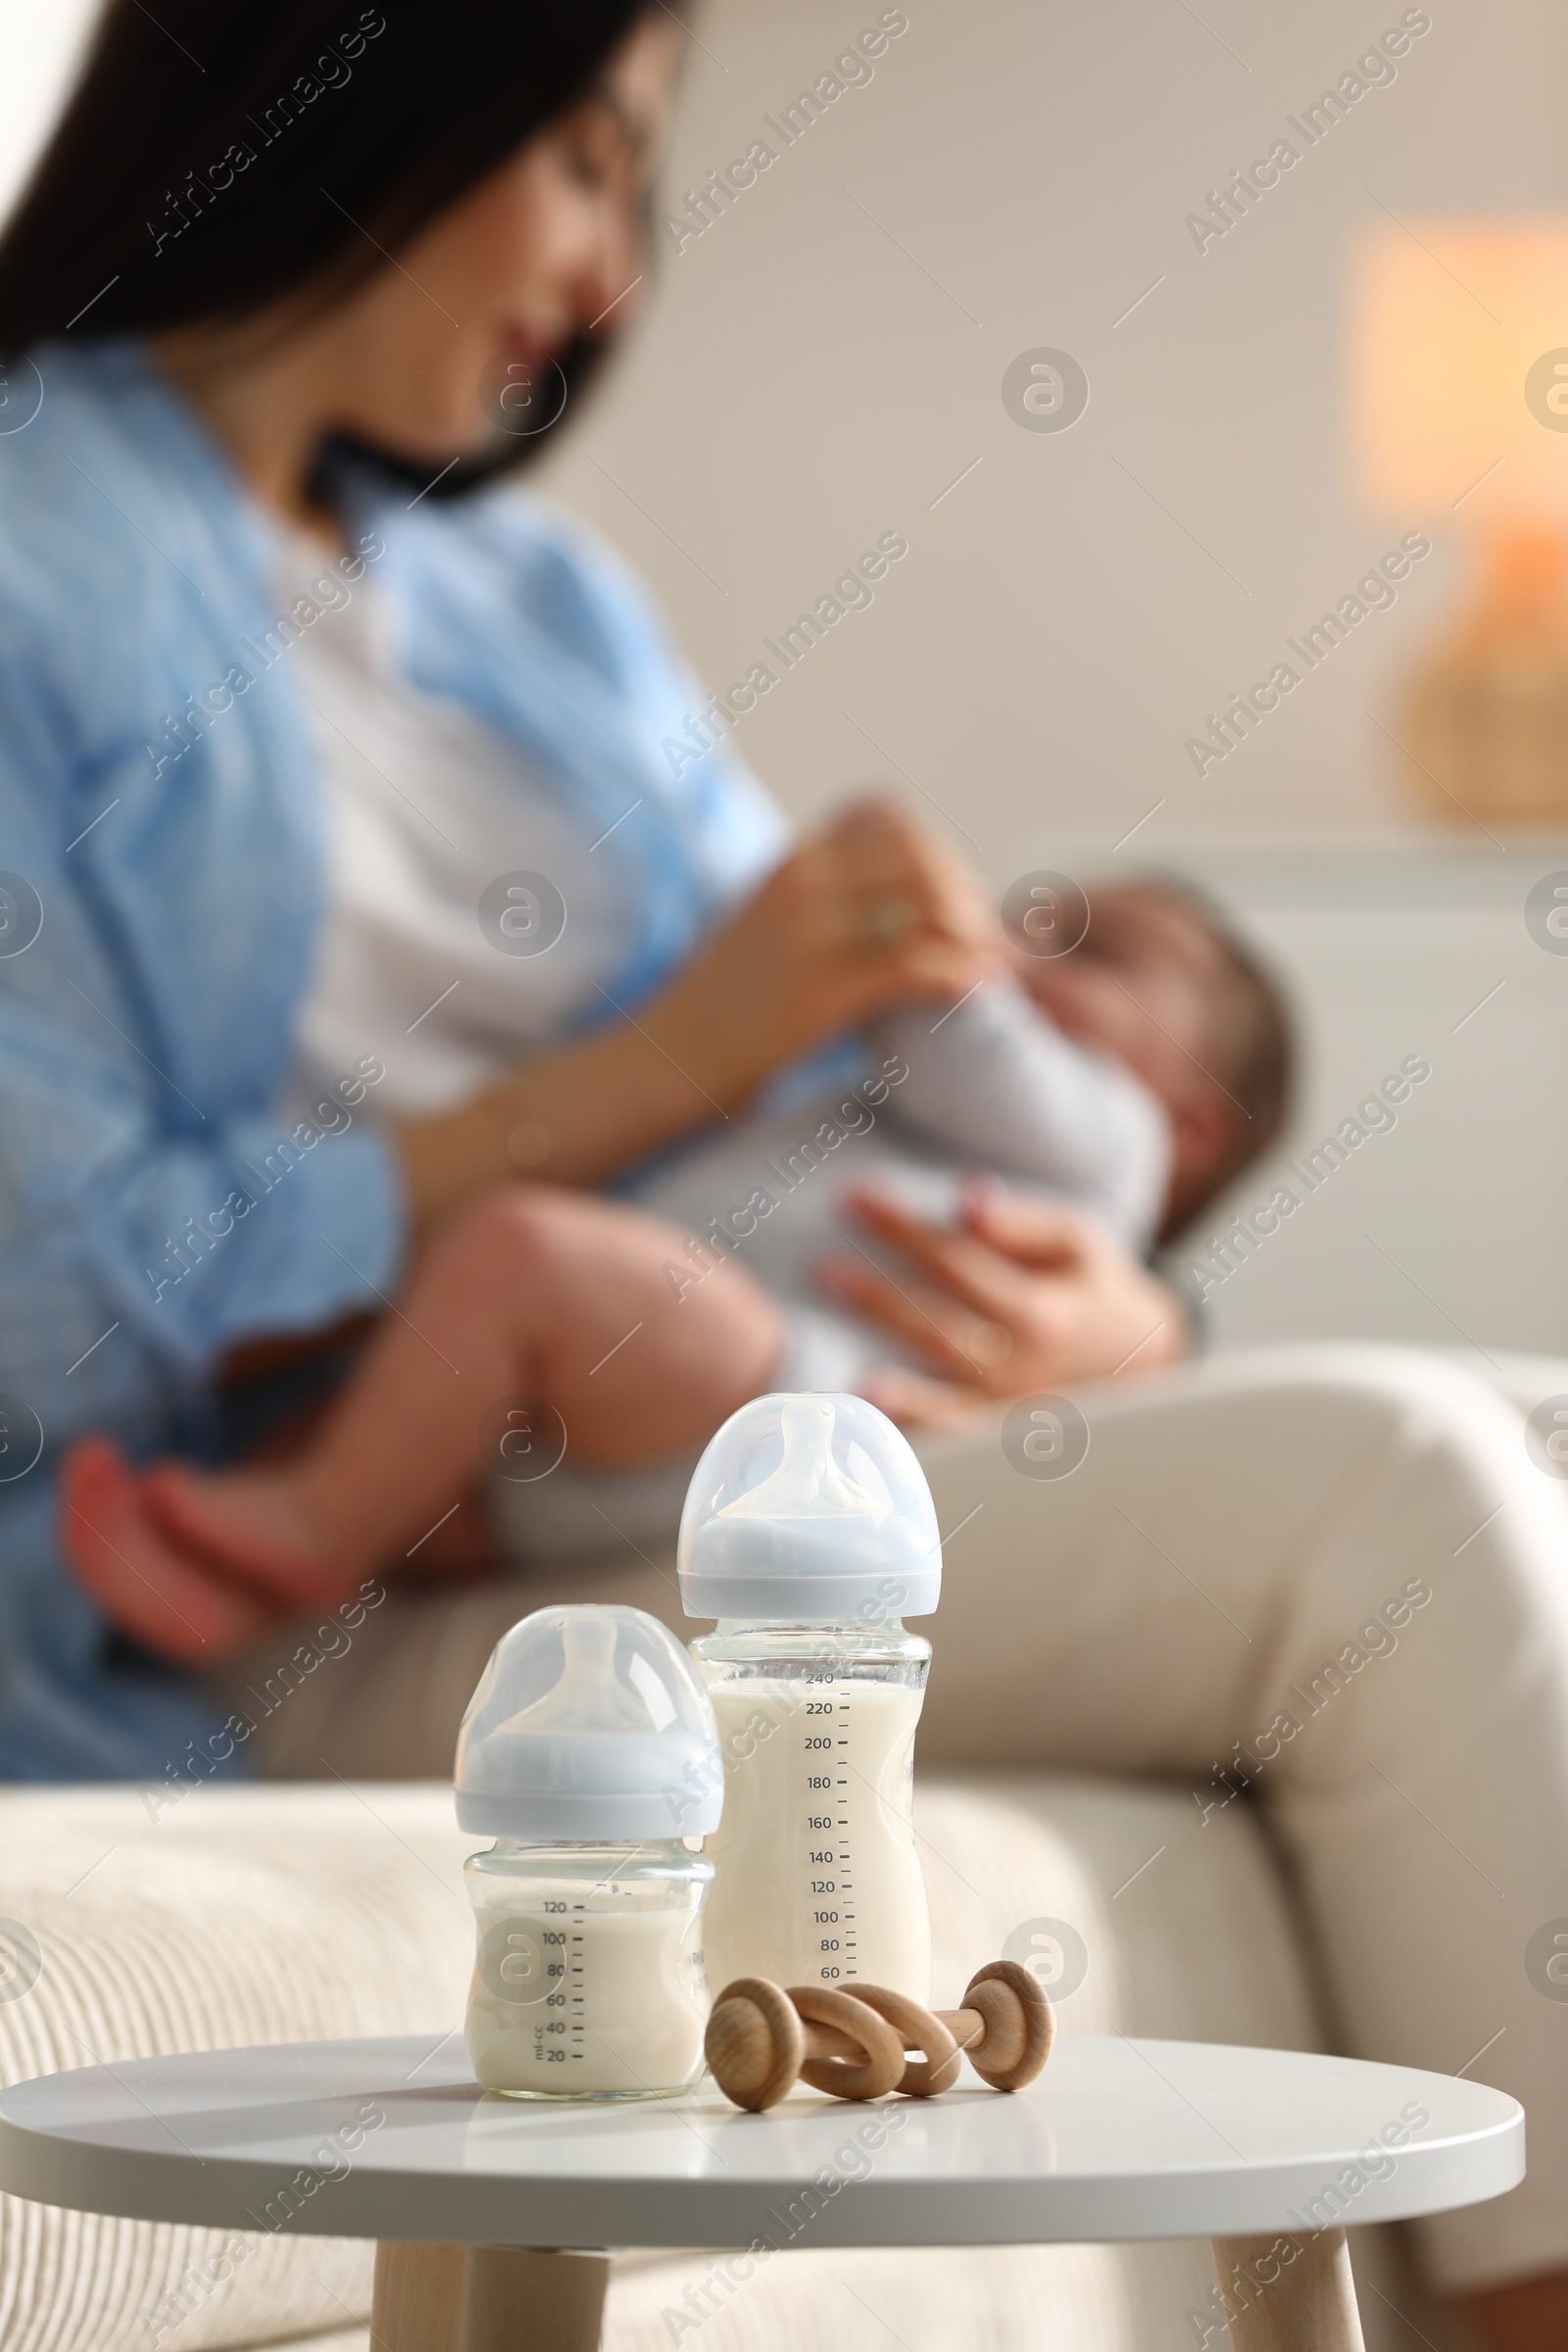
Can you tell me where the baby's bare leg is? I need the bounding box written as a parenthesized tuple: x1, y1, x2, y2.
(150, 1186, 784, 1588)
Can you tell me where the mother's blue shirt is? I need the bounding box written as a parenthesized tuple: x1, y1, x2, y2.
(0, 340, 785, 1779)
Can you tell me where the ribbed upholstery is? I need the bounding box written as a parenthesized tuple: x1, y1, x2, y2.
(0, 1778, 1433, 2352)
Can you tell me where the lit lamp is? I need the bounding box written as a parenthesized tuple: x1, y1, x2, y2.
(1350, 218, 1568, 826)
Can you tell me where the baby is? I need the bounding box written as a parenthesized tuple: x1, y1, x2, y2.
(62, 877, 1291, 1658)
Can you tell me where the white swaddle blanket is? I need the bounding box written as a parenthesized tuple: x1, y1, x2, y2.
(628, 978, 1170, 1390)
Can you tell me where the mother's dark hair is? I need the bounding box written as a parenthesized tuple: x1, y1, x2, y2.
(0, 0, 653, 494)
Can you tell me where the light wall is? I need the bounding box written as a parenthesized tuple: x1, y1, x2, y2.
(538, 0, 1568, 875)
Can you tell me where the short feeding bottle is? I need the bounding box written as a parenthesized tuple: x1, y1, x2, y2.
(455, 1605, 721, 2100)
(680, 1393, 940, 2004)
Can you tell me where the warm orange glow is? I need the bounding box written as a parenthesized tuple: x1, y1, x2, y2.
(1350, 218, 1568, 523)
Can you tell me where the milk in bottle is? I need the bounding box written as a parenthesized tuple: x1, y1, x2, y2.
(679, 1394, 940, 2002)
(454, 1605, 722, 2099)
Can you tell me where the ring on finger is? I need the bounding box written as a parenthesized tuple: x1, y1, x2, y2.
(967, 1320, 1012, 1368)
(862, 895, 918, 950)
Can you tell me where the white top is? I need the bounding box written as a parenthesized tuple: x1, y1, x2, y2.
(272, 528, 631, 1115)
(0, 2033, 1522, 2249)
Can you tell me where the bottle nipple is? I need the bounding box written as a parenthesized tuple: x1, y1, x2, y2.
(453, 1605, 723, 1839)
(497, 1610, 673, 1739)
(711, 1394, 882, 1528)
(677, 1393, 944, 1623)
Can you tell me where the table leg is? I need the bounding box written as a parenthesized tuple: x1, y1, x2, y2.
(371, 2242, 611, 2352)
(1208, 2230, 1366, 2351)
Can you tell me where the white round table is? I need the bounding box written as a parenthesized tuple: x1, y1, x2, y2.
(0, 2032, 1523, 2352)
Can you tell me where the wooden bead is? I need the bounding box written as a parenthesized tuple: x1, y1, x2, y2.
(847, 1984, 962, 2097)
(705, 1978, 805, 2111)
(958, 1960, 1054, 2090)
(788, 1986, 906, 2101)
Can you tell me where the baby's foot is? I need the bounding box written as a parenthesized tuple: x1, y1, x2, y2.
(59, 1438, 276, 1665)
(141, 1459, 359, 1610)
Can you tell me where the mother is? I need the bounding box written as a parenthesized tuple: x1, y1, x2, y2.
(0, 6, 1565, 2338)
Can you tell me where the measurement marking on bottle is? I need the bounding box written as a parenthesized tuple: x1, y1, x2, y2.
(565, 1919, 586, 2060)
(837, 1690, 856, 1983)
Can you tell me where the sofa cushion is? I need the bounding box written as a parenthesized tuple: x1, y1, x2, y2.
(0, 1775, 1417, 2352)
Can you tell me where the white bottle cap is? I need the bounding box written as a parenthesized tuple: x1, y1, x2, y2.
(677, 1392, 942, 1623)
(454, 1605, 723, 1840)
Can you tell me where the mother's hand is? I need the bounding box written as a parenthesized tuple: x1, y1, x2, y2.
(817, 1183, 1190, 1427)
(658, 795, 1005, 1102)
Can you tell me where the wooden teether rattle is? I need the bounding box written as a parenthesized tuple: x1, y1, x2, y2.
(706, 1960, 1054, 2111)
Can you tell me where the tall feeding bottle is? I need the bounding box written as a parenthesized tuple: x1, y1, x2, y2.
(680, 1393, 941, 2003)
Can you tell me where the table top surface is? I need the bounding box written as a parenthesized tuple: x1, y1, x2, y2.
(0, 2034, 1523, 2250)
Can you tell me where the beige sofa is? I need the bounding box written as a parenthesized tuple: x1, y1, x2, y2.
(0, 1776, 1456, 2352)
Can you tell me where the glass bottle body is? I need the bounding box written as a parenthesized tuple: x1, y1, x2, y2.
(464, 1838, 712, 2100)
(691, 1620, 931, 2002)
